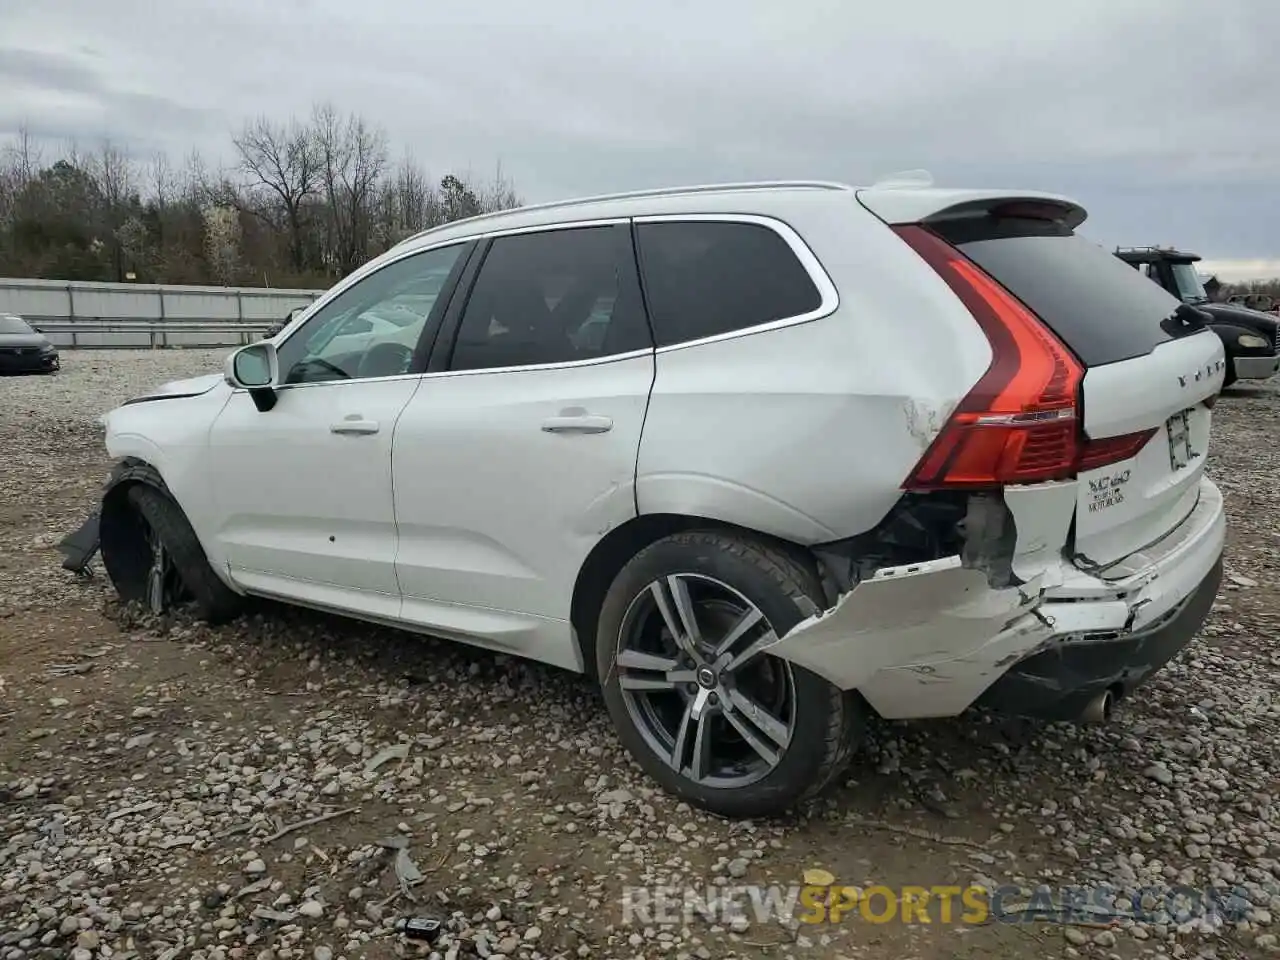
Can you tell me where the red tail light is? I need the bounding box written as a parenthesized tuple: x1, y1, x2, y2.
(895, 225, 1144, 489)
(1077, 429, 1157, 472)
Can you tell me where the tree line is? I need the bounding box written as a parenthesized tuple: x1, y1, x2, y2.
(0, 104, 520, 290)
(1219, 278, 1280, 298)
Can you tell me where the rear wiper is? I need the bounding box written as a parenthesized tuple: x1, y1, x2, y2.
(1161, 303, 1210, 337)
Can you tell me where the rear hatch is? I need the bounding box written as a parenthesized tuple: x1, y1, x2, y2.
(859, 189, 1224, 570)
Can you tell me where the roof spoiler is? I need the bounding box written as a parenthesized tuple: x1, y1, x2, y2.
(856, 188, 1087, 231)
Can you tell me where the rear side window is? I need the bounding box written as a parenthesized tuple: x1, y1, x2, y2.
(935, 219, 1183, 366)
(636, 220, 822, 348)
(450, 225, 650, 371)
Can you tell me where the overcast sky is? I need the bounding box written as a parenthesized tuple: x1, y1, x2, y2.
(3, 0, 1279, 278)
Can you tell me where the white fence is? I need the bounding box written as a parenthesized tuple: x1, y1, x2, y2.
(0, 278, 325, 348)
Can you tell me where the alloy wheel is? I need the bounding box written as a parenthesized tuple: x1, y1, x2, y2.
(143, 521, 181, 614)
(615, 573, 796, 789)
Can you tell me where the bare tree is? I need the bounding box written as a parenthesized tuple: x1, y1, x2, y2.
(233, 116, 321, 271)
(148, 151, 176, 242)
(0, 104, 521, 285)
(3, 124, 41, 187)
(312, 103, 388, 274)
(476, 160, 521, 214)
(88, 141, 138, 281)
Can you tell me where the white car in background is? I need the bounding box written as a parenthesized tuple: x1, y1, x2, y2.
(85, 181, 1227, 817)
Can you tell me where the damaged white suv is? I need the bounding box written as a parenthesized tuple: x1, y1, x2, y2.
(87, 181, 1227, 817)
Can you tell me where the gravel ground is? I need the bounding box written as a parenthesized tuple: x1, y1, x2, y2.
(1, 350, 1278, 960)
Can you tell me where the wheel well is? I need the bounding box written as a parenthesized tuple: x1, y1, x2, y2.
(569, 513, 824, 678)
(99, 461, 170, 602)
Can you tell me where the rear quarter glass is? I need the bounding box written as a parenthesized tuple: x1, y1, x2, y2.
(930, 217, 1182, 367)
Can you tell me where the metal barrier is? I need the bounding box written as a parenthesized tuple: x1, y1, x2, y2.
(32, 318, 274, 350)
(0, 277, 323, 349)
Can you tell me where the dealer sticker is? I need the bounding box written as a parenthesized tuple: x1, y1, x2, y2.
(1087, 469, 1131, 513)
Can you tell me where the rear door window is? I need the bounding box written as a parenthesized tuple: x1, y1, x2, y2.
(933, 218, 1184, 366)
(635, 220, 823, 348)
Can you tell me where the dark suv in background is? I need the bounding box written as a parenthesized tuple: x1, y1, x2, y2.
(1115, 246, 1280, 386)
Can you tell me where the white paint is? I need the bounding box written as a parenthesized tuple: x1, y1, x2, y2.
(98, 182, 1227, 736)
(1074, 332, 1223, 567)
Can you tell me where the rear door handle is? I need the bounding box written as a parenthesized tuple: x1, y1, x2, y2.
(330, 417, 380, 435)
(541, 415, 613, 434)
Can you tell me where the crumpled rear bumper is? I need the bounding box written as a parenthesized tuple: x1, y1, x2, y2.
(765, 477, 1225, 720)
(977, 556, 1222, 718)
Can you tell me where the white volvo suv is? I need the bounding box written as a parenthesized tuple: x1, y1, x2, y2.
(87, 181, 1227, 817)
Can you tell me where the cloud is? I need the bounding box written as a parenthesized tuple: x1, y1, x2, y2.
(1, 0, 1277, 258)
(0, 46, 218, 154)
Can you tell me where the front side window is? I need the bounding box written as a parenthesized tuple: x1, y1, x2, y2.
(635, 220, 823, 348)
(277, 243, 465, 384)
(449, 225, 650, 372)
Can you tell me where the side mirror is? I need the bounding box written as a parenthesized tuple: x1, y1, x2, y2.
(225, 342, 280, 412)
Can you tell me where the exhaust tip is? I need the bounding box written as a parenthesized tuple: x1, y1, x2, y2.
(1081, 689, 1115, 724)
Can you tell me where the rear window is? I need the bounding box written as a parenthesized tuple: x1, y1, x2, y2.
(934, 219, 1183, 366)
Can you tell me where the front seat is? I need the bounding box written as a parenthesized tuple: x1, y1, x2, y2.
(486, 279, 558, 367)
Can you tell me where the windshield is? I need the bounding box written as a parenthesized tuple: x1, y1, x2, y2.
(1169, 262, 1209, 304)
(0, 316, 34, 335)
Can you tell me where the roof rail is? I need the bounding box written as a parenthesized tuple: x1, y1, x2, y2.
(396, 180, 855, 247)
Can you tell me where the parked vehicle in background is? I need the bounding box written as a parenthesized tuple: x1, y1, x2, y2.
(1116, 246, 1280, 385)
(262, 305, 310, 340)
(1226, 292, 1280, 316)
(0, 314, 59, 373)
(80, 182, 1226, 817)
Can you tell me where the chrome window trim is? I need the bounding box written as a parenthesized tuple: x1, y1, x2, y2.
(632, 213, 840, 353)
(228, 348, 656, 396)
(473, 217, 630, 239)
(424, 347, 652, 380)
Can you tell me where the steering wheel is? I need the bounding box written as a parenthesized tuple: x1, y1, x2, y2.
(356, 342, 415, 379)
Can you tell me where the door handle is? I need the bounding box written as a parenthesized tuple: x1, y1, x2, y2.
(541, 415, 613, 434)
(330, 417, 380, 435)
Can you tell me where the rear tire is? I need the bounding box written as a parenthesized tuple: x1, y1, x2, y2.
(596, 530, 861, 818)
(101, 484, 243, 624)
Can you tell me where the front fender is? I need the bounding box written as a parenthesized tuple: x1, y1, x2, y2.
(105, 433, 170, 482)
(101, 384, 233, 568)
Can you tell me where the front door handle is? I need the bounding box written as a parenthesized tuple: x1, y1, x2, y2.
(330, 417, 380, 435)
(541, 414, 613, 435)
